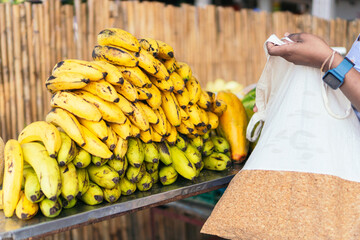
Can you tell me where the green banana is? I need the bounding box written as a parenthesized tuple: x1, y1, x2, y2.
(126, 164, 146, 183)
(126, 138, 144, 168)
(189, 135, 203, 152)
(119, 177, 136, 196)
(203, 152, 232, 171)
(144, 142, 160, 163)
(169, 146, 197, 181)
(196, 161, 204, 177)
(23, 167, 44, 203)
(57, 131, 78, 166)
(59, 162, 79, 201)
(61, 196, 77, 209)
(157, 141, 172, 165)
(150, 170, 159, 184)
(76, 168, 90, 197)
(136, 172, 153, 191)
(39, 198, 62, 218)
(184, 144, 202, 169)
(159, 165, 178, 185)
(202, 138, 215, 157)
(103, 183, 121, 203)
(211, 136, 230, 154)
(87, 164, 120, 189)
(107, 157, 128, 178)
(145, 161, 159, 174)
(80, 181, 103, 205)
(175, 134, 188, 151)
(202, 130, 211, 142)
(91, 155, 108, 167)
(113, 136, 128, 160)
(73, 148, 92, 168)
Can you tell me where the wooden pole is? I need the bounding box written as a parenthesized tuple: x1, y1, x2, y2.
(87, 0, 95, 59)
(43, 0, 52, 116)
(75, 0, 82, 60)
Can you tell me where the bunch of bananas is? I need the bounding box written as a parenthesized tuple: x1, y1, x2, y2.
(0, 28, 231, 220)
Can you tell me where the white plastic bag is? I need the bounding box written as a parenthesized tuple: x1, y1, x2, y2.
(245, 35, 360, 182)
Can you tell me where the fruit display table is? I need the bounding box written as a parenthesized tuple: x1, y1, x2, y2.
(0, 165, 241, 240)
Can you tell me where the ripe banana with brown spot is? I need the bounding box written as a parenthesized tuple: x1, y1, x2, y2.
(161, 91, 181, 127)
(151, 126, 165, 142)
(73, 148, 91, 168)
(78, 118, 108, 142)
(15, 191, 39, 220)
(138, 101, 159, 124)
(199, 107, 209, 126)
(92, 60, 124, 85)
(80, 125, 113, 159)
(135, 86, 152, 100)
(51, 91, 102, 122)
(23, 167, 44, 203)
(186, 76, 201, 105)
(146, 84, 162, 109)
(45, 73, 90, 93)
(57, 131, 78, 166)
(59, 162, 79, 201)
(74, 90, 127, 124)
(136, 48, 169, 80)
(174, 87, 190, 109)
(52, 59, 107, 81)
(175, 62, 192, 83)
(92, 45, 139, 67)
(46, 108, 86, 147)
(118, 66, 152, 88)
(162, 57, 177, 74)
(148, 75, 174, 92)
(139, 38, 159, 57)
(165, 124, 177, 145)
(169, 72, 185, 94)
(127, 102, 150, 131)
(82, 79, 120, 103)
(109, 118, 131, 140)
(212, 99, 227, 116)
(207, 111, 219, 129)
(113, 79, 139, 103)
(179, 107, 190, 121)
(156, 40, 174, 60)
(18, 121, 62, 159)
(97, 28, 140, 52)
(186, 104, 203, 127)
(114, 93, 135, 115)
(152, 107, 167, 136)
(104, 125, 118, 151)
(113, 136, 128, 160)
(140, 128, 153, 144)
(197, 90, 212, 110)
(130, 122, 141, 138)
(88, 164, 120, 189)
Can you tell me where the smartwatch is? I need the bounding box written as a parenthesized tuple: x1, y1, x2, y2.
(322, 57, 354, 90)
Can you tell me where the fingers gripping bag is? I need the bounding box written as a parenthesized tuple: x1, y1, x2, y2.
(201, 35, 360, 240)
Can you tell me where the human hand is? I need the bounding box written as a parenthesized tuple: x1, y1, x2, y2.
(266, 33, 334, 70)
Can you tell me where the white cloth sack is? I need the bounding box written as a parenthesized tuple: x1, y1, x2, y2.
(245, 35, 360, 183)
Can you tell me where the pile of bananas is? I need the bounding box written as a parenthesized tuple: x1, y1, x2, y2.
(1, 28, 230, 220)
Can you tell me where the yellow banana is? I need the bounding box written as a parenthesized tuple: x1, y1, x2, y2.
(162, 57, 177, 74)
(161, 91, 181, 127)
(156, 40, 174, 60)
(52, 59, 106, 81)
(39, 198, 62, 218)
(169, 72, 185, 94)
(136, 48, 169, 80)
(22, 142, 61, 201)
(51, 91, 102, 122)
(148, 75, 174, 92)
(165, 124, 178, 145)
(23, 167, 44, 203)
(177, 119, 195, 135)
(78, 118, 108, 142)
(146, 84, 162, 109)
(107, 157, 128, 178)
(46, 108, 86, 147)
(88, 164, 120, 189)
(118, 66, 152, 88)
(186, 76, 201, 105)
(212, 99, 227, 116)
(57, 131, 78, 166)
(82, 79, 120, 103)
(113, 79, 139, 103)
(151, 126, 165, 143)
(97, 28, 140, 52)
(165, 119, 172, 137)
(18, 121, 62, 158)
(113, 136, 128, 160)
(176, 62, 192, 83)
(80, 181, 103, 205)
(140, 128, 153, 144)
(139, 38, 159, 57)
(169, 146, 197, 180)
(152, 107, 167, 136)
(196, 125, 209, 136)
(15, 191, 39, 220)
(127, 102, 150, 131)
(92, 45, 138, 67)
(179, 107, 190, 121)
(0, 190, 2, 210)
(76, 168, 90, 197)
(138, 101, 159, 124)
(73, 148, 91, 168)
(92, 60, 124, 85)
(45, 73, 89, 93)
(174, 87, 190, 109)
(199, 107, 209, 126)
(104, 126, 117, 151)
(74, 90, 127, 124)
(129, 122, 141, 138)
(114, 93, 135, 115)
(80, 125, 113, 159)
(186, 104, 203, 127)
(103, 183, 121, 203)
(207, 111, 219, 129)
(3, 140, 23, 217)
(135, 86, 152, 100)
(207, 91, 216, 104)
(59, 162, 79, 201)
(109, 119, 131, 140)
(197, 90, 212, 110)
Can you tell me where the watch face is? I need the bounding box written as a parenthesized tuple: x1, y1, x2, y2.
(323, 72, 342, 89)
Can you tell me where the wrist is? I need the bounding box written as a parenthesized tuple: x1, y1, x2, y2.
(323, 53, 344, 72)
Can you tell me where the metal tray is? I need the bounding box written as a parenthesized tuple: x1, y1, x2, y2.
(0, 165, 242, 240)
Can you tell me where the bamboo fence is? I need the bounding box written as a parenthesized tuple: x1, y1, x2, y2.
(0, 0, 360, 142)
